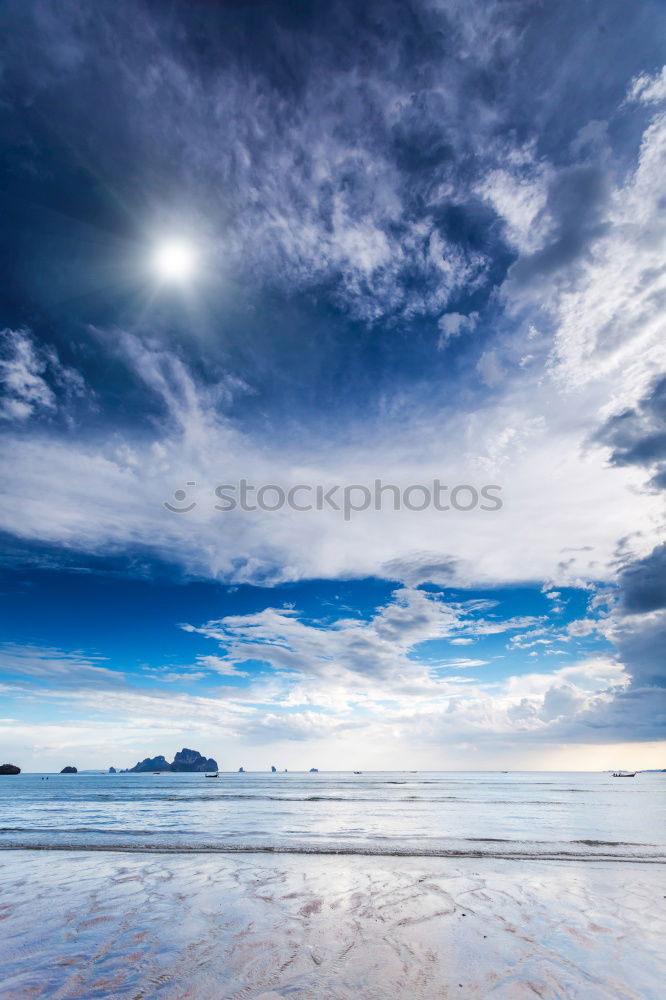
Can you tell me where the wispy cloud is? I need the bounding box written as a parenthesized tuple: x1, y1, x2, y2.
(0, 329, 86, 422)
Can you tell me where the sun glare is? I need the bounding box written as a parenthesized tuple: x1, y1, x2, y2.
(151, 239, 197, 283)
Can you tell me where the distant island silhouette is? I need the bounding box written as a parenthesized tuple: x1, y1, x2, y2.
(123, 748, 218, 773)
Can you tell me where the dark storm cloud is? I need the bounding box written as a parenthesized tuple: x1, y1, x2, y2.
(592, 374, 666, 719)
(577, 608, 666, 739)
(509, 164, 611, 285)
(595, 375, 666, 486)
(594, 376, 666, 615)
(567, 685, 666, 742)
(619, 545, 666, 615)
(614, 610, 666, 686)
(381, 552, 460, 588)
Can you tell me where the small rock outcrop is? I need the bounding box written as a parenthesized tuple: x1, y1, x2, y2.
(60, 766, 78, 774)
(271, 765, 277, 772)
(0, 763, 20, 775)
(238, 766, 245, 772)
(309, 767, 319, 773)
(108, 766, 117, 773)
(126, 749, 218, 773)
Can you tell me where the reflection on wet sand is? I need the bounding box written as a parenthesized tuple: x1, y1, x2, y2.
(1, 851, 664, 999)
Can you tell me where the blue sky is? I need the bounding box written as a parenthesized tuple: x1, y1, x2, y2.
(0, 0, 664, 770)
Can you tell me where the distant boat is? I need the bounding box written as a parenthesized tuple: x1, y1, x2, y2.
(612, 770, 636, 777)
(353, 771, 362, 774)
(205, 771, 219, 778)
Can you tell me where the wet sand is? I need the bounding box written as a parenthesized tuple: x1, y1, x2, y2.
(1, 851, 665, 999)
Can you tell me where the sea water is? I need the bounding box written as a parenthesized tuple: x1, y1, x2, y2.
(1, 770, 664, 861)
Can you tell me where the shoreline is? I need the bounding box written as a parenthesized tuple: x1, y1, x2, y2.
(1, 842, 665, 863)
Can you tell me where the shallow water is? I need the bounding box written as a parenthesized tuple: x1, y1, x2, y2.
(1, 770, 664, 860)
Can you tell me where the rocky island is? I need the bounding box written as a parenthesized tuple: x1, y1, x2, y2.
(124, 748, 218, 773)
(0, 763, 20, 775)
(60, 766, 78, 773)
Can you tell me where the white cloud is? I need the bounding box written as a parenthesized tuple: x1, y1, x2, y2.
(625, 65, 666, 106)
(437, 311, 478, 349)
(0, 608, 639, 770)
(476, 349, 504, 387)
(0, 329, 85, 421)
(477, 154, 552, 255)
(567, 618, 603, 637)
(180, 588, 545, 705)
(0, 323, 660, 591)
(545, 110, 666, 392)
(0, 644, 120, 687)
(195, 655, 248, 678)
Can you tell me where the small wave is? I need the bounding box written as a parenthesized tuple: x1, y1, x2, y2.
(88, 793, 565, 805)
(573, 839, 649, 847)
(466, 837, 512, 843)
(0, 841, 664, 863)
(162, 794, 378, 802)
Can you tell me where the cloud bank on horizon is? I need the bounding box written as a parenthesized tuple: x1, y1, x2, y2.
(0, 0, 664, 768)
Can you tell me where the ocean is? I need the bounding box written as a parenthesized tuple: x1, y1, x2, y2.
(1, 769, 664, 861)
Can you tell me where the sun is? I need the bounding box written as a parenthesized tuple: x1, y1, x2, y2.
(151, 239, 197, 283)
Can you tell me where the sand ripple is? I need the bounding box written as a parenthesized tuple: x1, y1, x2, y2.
(1, 852, 665, 999)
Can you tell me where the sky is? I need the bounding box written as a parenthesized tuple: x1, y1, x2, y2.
(0, 0, 664, 772)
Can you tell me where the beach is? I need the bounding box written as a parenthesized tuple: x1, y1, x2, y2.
(1, 771, 665, 997)
(2, 850, 665, 999)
